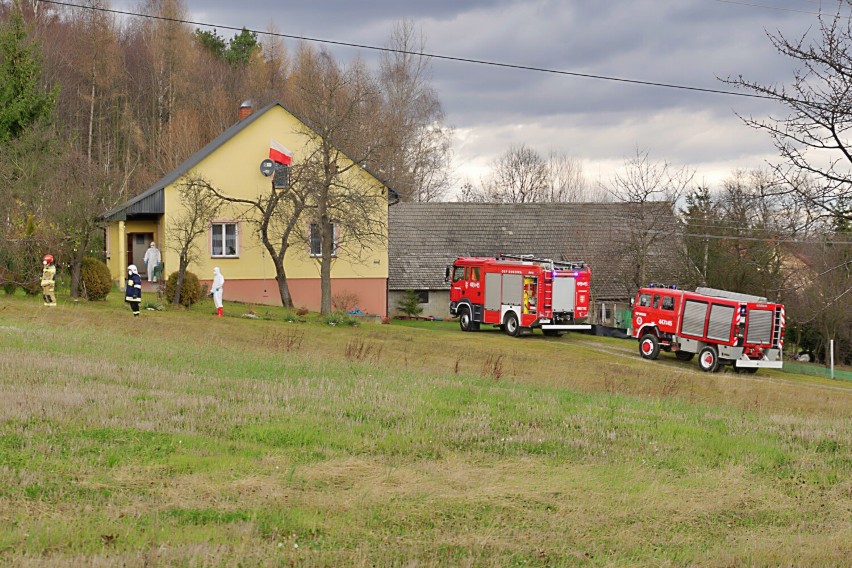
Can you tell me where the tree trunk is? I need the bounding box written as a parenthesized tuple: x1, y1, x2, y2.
(173, 254, 187, 305)
(70, 256, 83, 298)
(320, 255, 332, 314)
(320, 217, 334, 315)
(87, 68, 95, 164)
(69, 231, 90, 299)
(273, 261, 294, 308)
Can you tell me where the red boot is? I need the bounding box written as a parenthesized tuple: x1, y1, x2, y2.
(216, 307, 223, 317)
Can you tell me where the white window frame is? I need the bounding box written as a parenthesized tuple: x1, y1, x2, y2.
(309, 221, 338, 258)
(210, 221, 239, 258)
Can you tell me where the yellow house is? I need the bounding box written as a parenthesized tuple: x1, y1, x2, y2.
(104, 101, 392, 316)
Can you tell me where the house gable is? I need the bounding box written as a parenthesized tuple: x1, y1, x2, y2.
(104, 101, 391, 314)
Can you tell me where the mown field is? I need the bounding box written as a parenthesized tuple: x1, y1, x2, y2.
(0, 291, 850, 566)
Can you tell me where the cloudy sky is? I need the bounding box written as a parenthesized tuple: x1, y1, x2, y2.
(111, 0, 842, 194)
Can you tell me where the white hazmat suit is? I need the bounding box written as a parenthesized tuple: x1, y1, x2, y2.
(143, 242, 161, 282)
(211, 267, 225, 317)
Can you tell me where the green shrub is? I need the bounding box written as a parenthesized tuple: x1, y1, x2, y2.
(281, 308, 306, 323)
(81, 257, 112, 300)
(165, 270, 201, 307)
(322, 311, 359, 327)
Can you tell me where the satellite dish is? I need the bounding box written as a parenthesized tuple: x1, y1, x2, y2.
(260, 159, 275, 176)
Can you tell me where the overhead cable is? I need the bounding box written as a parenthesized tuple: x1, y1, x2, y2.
(36, 0, 779, 101)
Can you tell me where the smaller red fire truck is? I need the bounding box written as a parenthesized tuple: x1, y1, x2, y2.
(447, 254, 591, 337)
(632, 285, 785, 372)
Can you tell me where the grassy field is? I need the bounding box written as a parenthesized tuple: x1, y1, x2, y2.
(0, 291, 850, 566)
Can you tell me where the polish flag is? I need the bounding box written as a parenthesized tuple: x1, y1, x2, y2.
(269, 139, 293, 165)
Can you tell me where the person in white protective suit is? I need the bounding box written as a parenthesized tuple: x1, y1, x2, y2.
(210, 267, 225, 317)
(142, 242, 161, 282)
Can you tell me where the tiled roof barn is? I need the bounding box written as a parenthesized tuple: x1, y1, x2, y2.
(389, 202, 680, 301)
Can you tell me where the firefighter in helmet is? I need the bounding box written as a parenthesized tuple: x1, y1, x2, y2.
(41, 254, 57, 307)
(125, 264, 142, 316)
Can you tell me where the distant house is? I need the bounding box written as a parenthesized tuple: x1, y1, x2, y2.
(388, 202, 681, 327)
(104, 101, 392, 315)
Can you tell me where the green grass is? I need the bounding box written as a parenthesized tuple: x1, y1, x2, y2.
(0, 291, 850, 566)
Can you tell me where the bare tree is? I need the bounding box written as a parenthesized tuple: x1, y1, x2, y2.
(473, 144, 550, 203)
(133, 0, 202, 174)
(202, 169, 309, 308)
(166, 174, 223, 304)
(785, 238, 852, 364)
(52, 152, 124, 298)
(546, 150, 589, 202)
(288, 45, 387, 314)
(460, 144, 589, 203)
(376, 19, 452, 202)
(604, 148, 694, 289)
(723, 9, 852, 227)
(246, 22, 290, 105)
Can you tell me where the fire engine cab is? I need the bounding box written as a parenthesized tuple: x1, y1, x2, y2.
(632, 285, 785, 373)
(447, 254, 591, 337)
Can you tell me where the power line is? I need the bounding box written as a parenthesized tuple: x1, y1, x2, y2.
(714, 0, 842, 16)
(769, 259, 852, 292)
(669, 231, 852, 244)
(35, 0, 777, 102)
(797, 284, 852, 324)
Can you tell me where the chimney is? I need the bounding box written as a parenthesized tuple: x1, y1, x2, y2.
(239, 100, 253, 121)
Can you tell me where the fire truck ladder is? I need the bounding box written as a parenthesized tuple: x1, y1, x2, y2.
(498, 254, 587, 270)
(772, 306, 784, 349)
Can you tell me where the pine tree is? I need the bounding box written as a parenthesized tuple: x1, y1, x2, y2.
(397, 289, 423, 318)
(0, 5, 57, 143)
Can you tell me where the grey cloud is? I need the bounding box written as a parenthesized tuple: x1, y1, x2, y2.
(108, 0, 832, 188)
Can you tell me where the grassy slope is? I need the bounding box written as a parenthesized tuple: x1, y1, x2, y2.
(0, 292, 849, 566)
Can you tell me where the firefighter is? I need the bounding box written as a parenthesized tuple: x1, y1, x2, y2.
(40, 254, 57, 307)
(125, 264, 142, 316)
(210, 266, 225, 317)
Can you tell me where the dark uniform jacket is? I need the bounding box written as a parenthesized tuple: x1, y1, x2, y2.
(125, 273, 142, 302)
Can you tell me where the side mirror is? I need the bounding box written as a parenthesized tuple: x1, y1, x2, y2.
(630, 298, 635, 307)
(444, 266, 451, 283)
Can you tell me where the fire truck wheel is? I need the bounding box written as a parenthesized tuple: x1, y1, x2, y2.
(675, 351, 695, 362)
(698, 346, 720, 373)
(639, 334, 660, 360)
(504, 312, 521, 337)
(459, 306, 479, 332)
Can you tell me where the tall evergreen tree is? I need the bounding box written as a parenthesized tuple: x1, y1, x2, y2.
(0, 5, 56, 142)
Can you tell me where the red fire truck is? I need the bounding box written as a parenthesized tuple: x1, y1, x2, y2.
(447, 254, 591, 337)
(631, 285, 785, 372)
